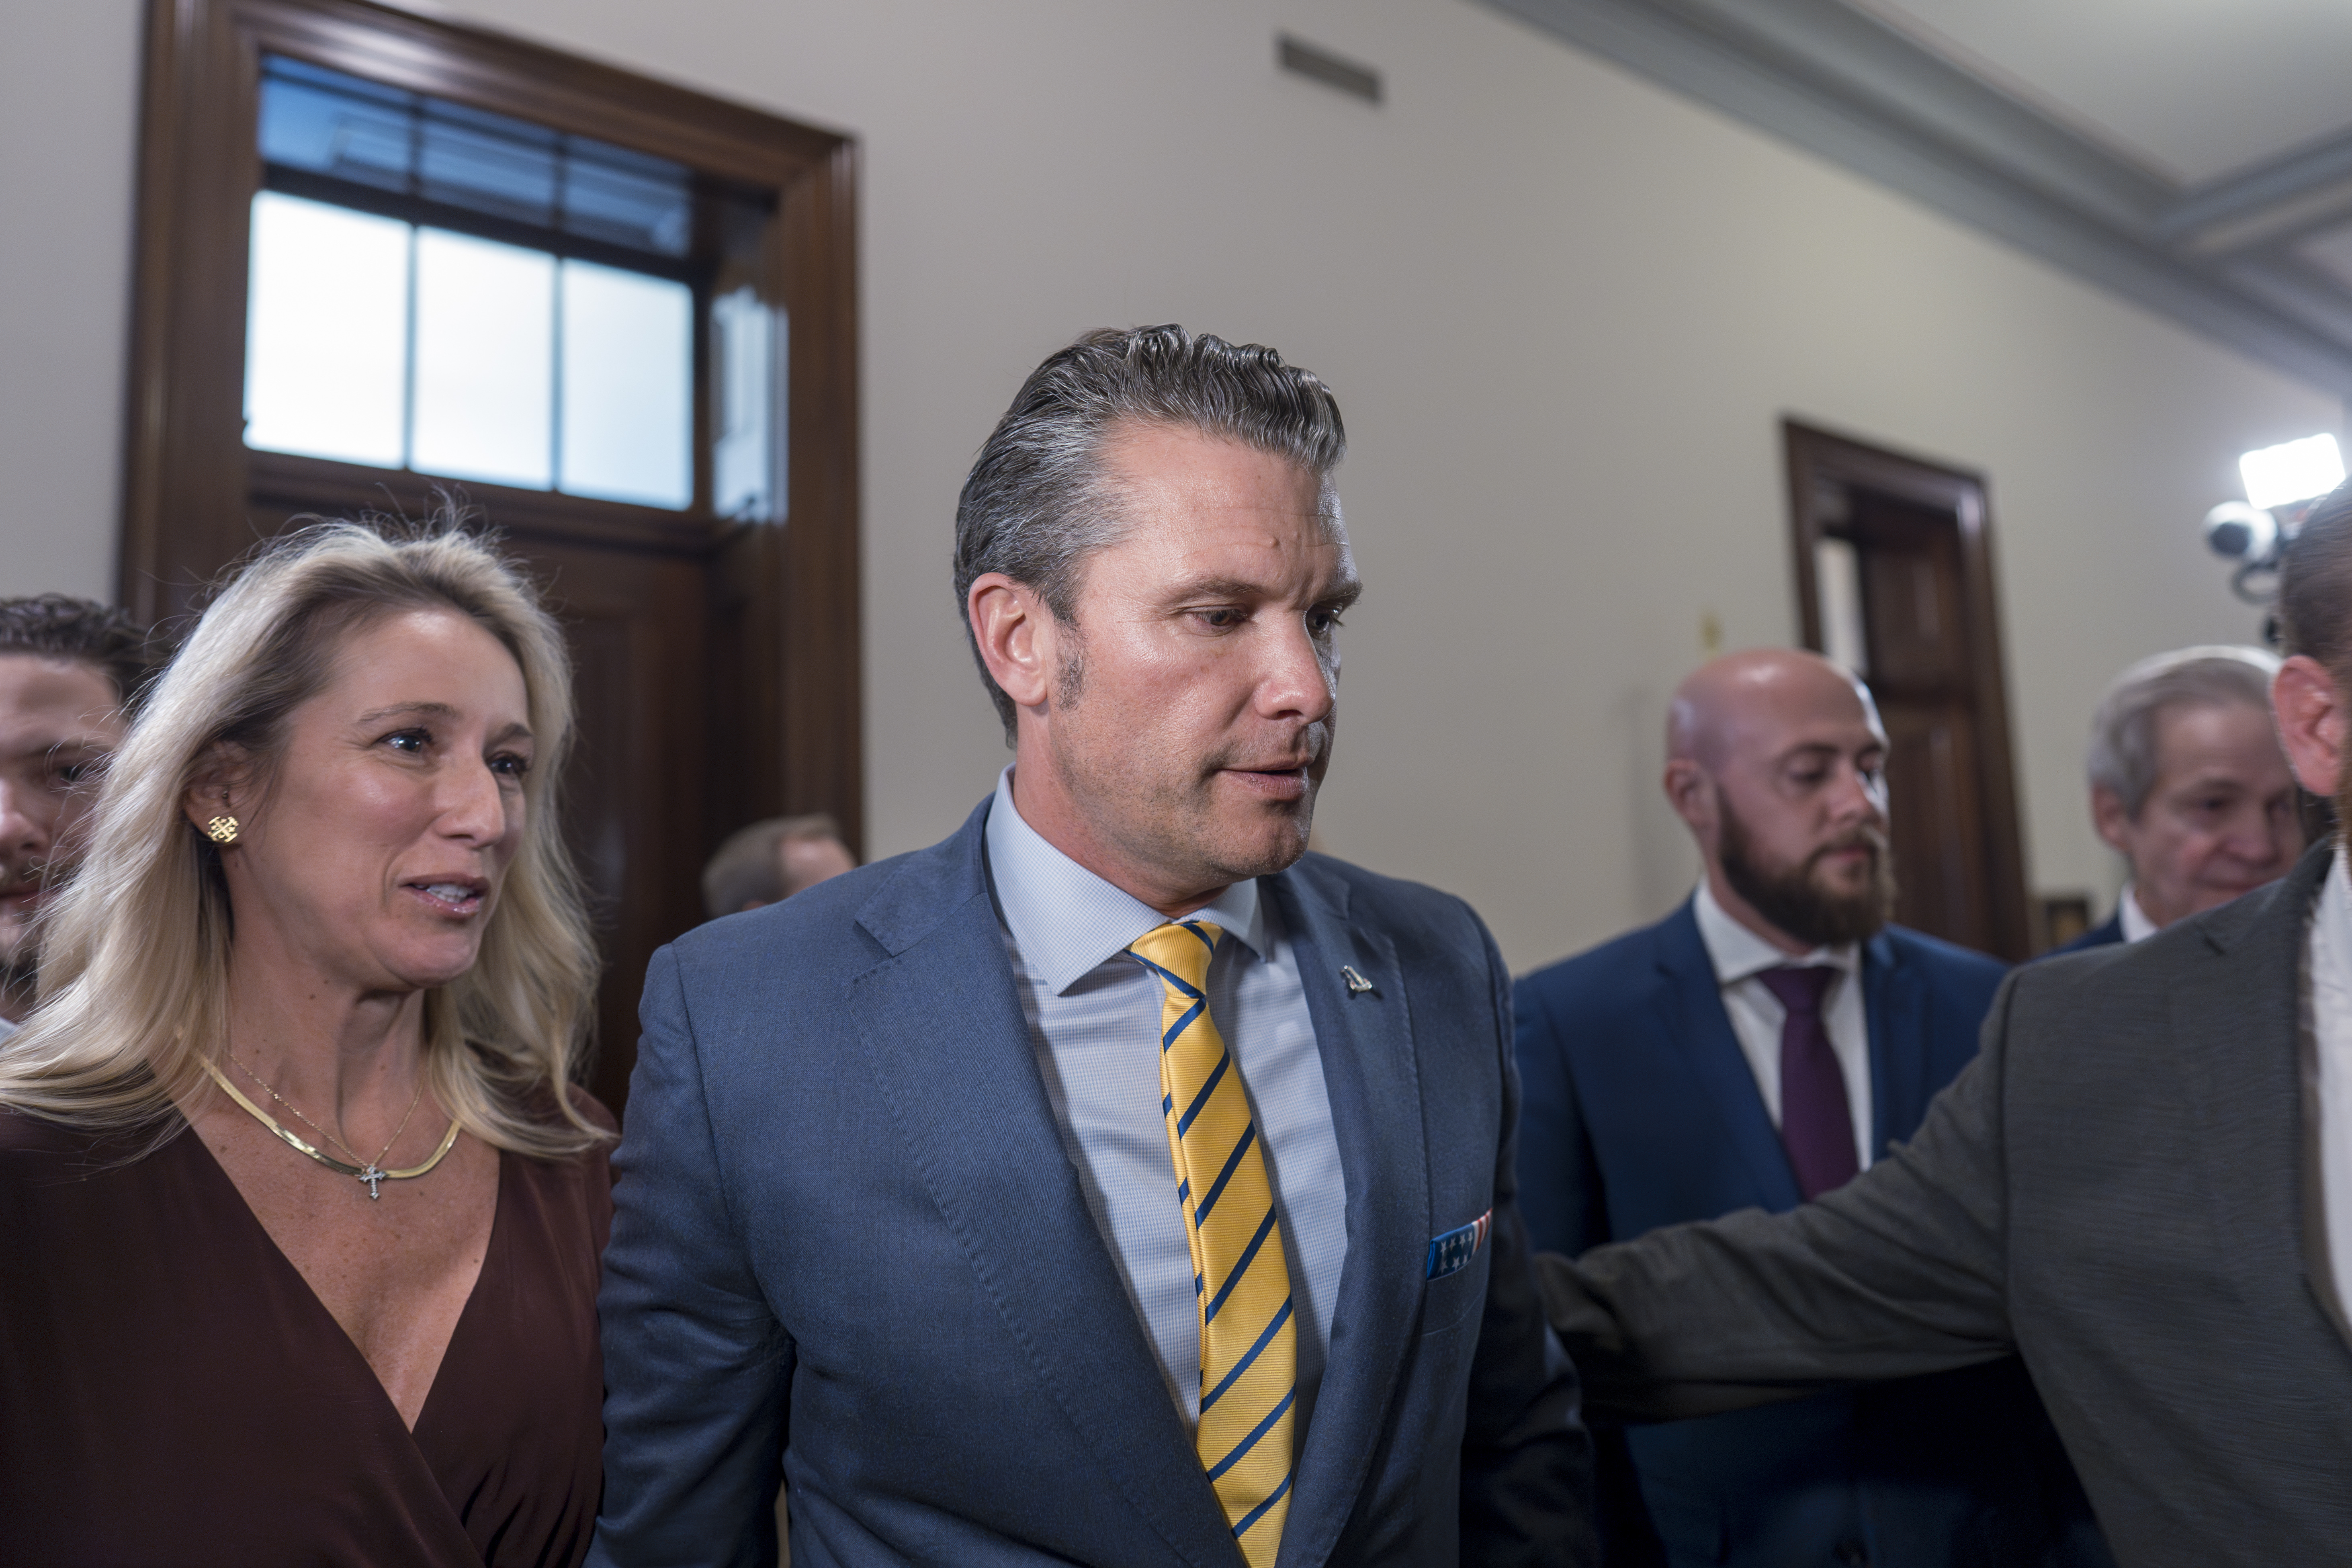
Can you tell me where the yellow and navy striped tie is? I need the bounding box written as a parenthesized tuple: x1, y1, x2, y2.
(1129, 920, 1295, 1566)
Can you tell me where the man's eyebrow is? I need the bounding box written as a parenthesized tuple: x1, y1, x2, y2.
(1163, 575, 1367, 609)
(1166, 575, 1281, 602)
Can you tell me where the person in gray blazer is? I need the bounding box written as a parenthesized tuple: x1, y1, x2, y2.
(1534, 478, 2352, 1568)
(592, 325, 1593, 1568)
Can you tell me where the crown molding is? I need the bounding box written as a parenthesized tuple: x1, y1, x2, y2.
(1482, 0, 2352, 398)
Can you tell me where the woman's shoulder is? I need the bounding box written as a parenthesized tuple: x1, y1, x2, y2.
(0, 1104, 171, 1165)
(564, 1084, 618, 1138)
(510, 1081, 616, 1143)
(0, 1104, 85, 1156)
(0, 1107, 192, 1226)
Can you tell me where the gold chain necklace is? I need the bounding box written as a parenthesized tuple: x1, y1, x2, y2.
(199, 1056, 461, 1200)
(234, 1049, 422, 1170)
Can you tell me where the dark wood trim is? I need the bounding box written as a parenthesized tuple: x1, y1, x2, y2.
(1783, 419, 2032, 961)
(245, 451, 727, 557)
(777, 135, 864, 856)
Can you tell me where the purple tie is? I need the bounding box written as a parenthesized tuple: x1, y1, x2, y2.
(1757, 966, 1859, 1199)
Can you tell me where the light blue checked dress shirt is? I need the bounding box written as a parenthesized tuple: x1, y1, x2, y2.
(983, 766, 1349, 1435)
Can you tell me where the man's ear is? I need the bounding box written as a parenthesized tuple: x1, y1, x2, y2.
(967, 574, 1061, 714)
(2272, 656, 2344, 798)
(1663, 759, 1717, 841)
(2090, 785, 2135, 854)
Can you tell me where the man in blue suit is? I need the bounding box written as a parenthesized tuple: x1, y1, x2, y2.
(593, 326, 1593, 1567)
(1515, 649, 2100, 1568)
(2051, 646, 2301, 956)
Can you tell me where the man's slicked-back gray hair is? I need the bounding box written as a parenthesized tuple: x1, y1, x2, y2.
(953, 324, 1348, 741)
(2086, 645, 2281, 819)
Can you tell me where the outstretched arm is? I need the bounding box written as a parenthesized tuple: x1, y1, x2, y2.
(591, 946, 795, 1568)
(1542, 969, 2024, 1422)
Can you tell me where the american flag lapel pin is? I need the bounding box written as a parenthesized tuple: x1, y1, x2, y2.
(1340, 964, 1375, 995)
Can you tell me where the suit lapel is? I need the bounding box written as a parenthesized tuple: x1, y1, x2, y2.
(2171, 847, 2352, 1358)
(1861, 935, 1926, 1157)
(844, 803, 1234, 1567)
(1654, 904, 1803, 1211)
(1264, 863, 1425, 1568)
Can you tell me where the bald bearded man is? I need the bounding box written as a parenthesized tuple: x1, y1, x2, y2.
(1513, 651, 2103, 1568)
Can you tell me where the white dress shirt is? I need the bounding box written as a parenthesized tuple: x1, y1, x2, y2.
(981, 766, 1349, 1432)
(2298, 847, 2352, 1316)
(2117, 884, 2159, 944)
(1691, 880, 1875, 1173)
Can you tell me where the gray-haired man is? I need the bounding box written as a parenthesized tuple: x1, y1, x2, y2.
(595, 326, 1593, 1566)
(2056, 645, 2303, 951)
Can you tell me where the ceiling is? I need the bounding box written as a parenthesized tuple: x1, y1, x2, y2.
(1482, 0, 2352, 397)
(1861, 0, 2352, 186)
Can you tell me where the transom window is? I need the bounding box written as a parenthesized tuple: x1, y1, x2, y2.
(242, 55, 779, 518)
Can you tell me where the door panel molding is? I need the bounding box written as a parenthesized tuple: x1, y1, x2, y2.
(1785, 419, 2030, 960)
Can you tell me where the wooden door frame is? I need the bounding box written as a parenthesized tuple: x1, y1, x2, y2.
(121, 0, 862, 853)
(1783, 419, 2031, 960)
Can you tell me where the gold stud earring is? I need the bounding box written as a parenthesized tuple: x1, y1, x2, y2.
(204, 815, 241, 845)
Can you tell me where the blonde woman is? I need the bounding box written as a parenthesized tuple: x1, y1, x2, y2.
(0, 523, 611, 1567)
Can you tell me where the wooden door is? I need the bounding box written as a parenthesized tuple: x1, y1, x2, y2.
(1785, 423, 2030, 960)
(123, 0, 862, 1116)
(526, 539, 712, 1105)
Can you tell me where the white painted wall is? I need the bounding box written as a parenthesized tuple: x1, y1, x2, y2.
(3, 0, 2339, 970)
(0, 0, 141, 601)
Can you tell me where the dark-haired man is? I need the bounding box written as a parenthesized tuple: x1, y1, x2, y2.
(1515, 649, 2100, 1567)
(595, 326, 1592, 1567)
(0, 595, 148, 1031)
(1535, 486, 2352, 1565)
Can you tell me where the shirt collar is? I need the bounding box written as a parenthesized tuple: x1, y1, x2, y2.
(984, 766, 1266, 995)
(2314, 848, 2352, 983)
(2117, 883, 2160, 944)
(1691, 878, 1859, 986)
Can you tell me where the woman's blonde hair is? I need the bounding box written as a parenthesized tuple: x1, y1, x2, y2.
(0, 520, 605, 1158)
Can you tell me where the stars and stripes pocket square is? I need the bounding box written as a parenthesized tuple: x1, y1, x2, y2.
(1424, 1209, 1494, 1280)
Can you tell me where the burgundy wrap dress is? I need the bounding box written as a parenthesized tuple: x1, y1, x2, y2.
(0, 1099, 613, 1566)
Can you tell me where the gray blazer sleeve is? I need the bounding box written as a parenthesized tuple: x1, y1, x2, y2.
(1537, 966, 2026, 1422)
(590, 945, 796, 1568)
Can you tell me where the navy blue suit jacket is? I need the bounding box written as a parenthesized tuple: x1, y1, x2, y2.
(2051, 913, 2125, 956)
(1515, 902, 2104, 1568)
(592, 799, 1593, 1567)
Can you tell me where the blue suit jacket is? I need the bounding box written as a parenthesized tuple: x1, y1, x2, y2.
(1515, 903, 2104, 1568)
(2051, 912, 2125, 956)
(592, 799, 1594, 1567)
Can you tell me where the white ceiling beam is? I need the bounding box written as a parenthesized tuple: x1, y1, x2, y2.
(2161, 130, 2352, 255)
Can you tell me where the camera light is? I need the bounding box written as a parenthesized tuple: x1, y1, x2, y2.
(2239, 433, 2345, 511)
